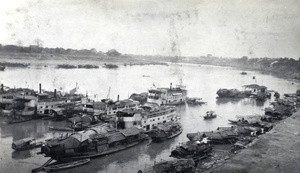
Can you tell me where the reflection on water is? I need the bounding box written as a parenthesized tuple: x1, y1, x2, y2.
(216, 98, 244, 105)
(12, 149, 35, 160)
(0, 64, 300, 173)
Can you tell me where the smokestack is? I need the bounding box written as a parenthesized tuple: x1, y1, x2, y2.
(39, 83, 42, 93)
(117, 95, 119, 102)
(170, 83, 172, 89)
(54, 89, 57, 98)
(1, 84, 3, 92)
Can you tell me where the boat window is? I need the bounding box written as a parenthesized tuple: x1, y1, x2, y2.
(158, 118, 160, 120)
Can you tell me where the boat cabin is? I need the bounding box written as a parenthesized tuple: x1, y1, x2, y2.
(242, 84, 267, 96)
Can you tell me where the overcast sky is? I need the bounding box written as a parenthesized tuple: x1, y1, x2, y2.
(0, 0, 299, 58)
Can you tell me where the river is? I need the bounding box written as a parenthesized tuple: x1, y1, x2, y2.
(0, 62, 299, 173)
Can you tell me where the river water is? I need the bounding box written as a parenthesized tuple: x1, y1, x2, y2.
(0, 62, 299, 173)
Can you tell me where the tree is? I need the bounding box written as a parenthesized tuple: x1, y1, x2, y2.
(34, 38, 43, 47)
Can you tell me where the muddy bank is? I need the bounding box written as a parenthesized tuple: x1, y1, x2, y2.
(207, 110, 300, 173)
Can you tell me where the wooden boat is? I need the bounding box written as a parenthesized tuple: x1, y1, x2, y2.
(203, 111, 217, 119)
(48, 126, 73, 131)
(187, 97, 206, 105)
(228, 118, 249, 125)
(39, 124, 148, 160)
(170, 141, 213, 160)
(12, 138, 43, 151)
(43, 159, 90, 171)
(142, 159, 195, 173)
(6, 118, 33, 124)
(148, 121, 183, 142)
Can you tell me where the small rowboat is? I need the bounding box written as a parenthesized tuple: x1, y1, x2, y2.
(43, 159, 90, 171)
(203, 111, 217, 119)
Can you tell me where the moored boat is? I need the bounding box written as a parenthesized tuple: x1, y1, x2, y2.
(39, 123, 148, 161)
(12, 138, 43, 151)
(43, 158, 90, 171)
(187, 97, 206, 105)
(148, 121, 183, 142)
(141, 159, 195, 173)
(170, 140, 213, 160)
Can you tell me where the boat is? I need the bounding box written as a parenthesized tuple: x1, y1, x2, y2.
(141, 159, 195, 173)
(228, 118, 249, 125)
(148, 121, 183, 142)
(116, 102, 179, 132)
(240, 71, 247, 75)
(170, 140, 213, 160)
(5, 117, 33, 124)
(217, 84, 268, 98)
(12, 138, 43, 151)
(147, 83, 187, 106)
(102, 63, 118, 69)
(187, 97, 206, 105)
(187, 128, 238, 144)
(203, 111, 217, 119)
(39, 123, 148, 161)
(216, 89, 247, 98)
(43, 159, 90, 171)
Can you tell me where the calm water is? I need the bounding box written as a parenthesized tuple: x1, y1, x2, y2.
(0, 62, 299, 173)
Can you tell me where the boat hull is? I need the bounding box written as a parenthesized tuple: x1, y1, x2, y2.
(150, 129, 183, 143)
(43, 159, 90, 171)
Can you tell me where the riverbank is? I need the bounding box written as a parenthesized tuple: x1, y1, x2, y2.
(207, 110, 300, 173)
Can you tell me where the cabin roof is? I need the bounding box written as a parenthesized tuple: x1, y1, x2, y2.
(106, 132, 126, 143)
(202, 132, 223, 139)
(119, 127, 141, 137)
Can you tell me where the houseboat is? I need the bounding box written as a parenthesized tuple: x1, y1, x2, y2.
(147, 83, 187, 106)
(116, 102, 179, 132)
(39, 123, 148, 161)
(148, 121, 183, 142)
(242, 84, 268, 97)
(217, 84, 268, 98)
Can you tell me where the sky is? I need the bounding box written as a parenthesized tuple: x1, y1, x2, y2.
(0, 0, 299, 58)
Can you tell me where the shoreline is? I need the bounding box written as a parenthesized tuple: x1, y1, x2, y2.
(207, 110, 300, 173)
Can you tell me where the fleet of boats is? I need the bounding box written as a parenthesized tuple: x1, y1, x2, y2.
(1, 79, 296, 173)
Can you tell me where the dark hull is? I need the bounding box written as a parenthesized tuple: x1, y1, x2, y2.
(6, 118, 33, 124)
(203, 116, 216, 119)
(150, 129, 183, 143)
(43, 159, 90, 171)
(48, 126, 73, 131)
